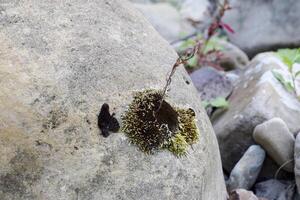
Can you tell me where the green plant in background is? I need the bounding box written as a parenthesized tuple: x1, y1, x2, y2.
(121, 89, 199, 157)
(271, 70, 294, 93)
(273, 48, 300, 99)
(276, 48, 300, 70)
(202, 97, 229, 109)
(177, 35, 226, 69)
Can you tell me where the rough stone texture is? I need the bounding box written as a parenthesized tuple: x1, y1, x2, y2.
(180, 0, 210, 23)
(295, 133, 300, 194)
(190, 66, 233, 102)
(254, 179, 296, 200)
(223, 0, 300, 57)
(218, 40, 249, 70)
(228, 189, 260, 200)
(190, 66, 233, 116)
(226, 145, 265, 191)
(225, 70, 241, 87)
(0, 0, 227, 200)
(134, 3, 194, 42)
(294, 192, 300, 200)
(257, 156, 294, 181)
(253, 118, 295, 172)
(213, 53, 300, 173)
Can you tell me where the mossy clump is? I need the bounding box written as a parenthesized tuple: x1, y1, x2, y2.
(166, 108, 199, 156)
(121, 89, 199, 156)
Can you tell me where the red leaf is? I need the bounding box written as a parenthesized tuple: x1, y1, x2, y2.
(220, 22, 235, 34)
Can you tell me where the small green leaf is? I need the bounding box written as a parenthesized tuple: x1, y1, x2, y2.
(295, 70, 300, 78)
(272, 70, 286, 84)
(177, 39, 196, 51)
(284, 81, 295, 92)
(210, 97, 229, 108)
(178, 31, 188, 38)
(186, 55, 198, 68)
(272, 70, 294, 92)
(203, 38, 224, 54)
(281, 56, 293, 70)
(202, 100, 210, 109)
(276, 48, 300, 71)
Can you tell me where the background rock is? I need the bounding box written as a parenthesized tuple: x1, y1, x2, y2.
(228, 189, 260, 200)
(180, 0, 210, 24)
(254, 179, 295, 200)
(218, 40, 249, 70)
(295, 133, 300, 194)
(213, 53, 300, 173)
(190, 66, 233, 102)
(226, 145, 265, 191)
(223, 0, 300, 57)
(0, 0, 227, 199)
(257, 156, 294, 181)
(190, 66, 233, 116)
(253, 118, 295, 172)
(134, 3, 194, 42)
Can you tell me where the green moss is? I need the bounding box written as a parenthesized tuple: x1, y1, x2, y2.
(166, 108, 199, 156)
(166, 134, 188, 157)
(121, 89, 199, 156)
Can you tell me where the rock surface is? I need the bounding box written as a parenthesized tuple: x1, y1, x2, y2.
(190, 66, 233, 102)
(134, 3, 194, 42)
(254, 179, 295, 200)
(0, 0, 227, 199)
(257, 156, 294, 181)
(228, 189, 260, 200)
(190, 66, 233, 116)
(295, 133, 300, 194)
(253, 118, 295, 172)
(213, 53, 300, 173)
(218, 40, 249, 70)
(226, 145, 265, 191)
(223, 0, 300, 57)
(180, 0, 210, 24)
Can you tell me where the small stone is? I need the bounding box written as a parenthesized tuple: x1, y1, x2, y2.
(190, 66, 233, 116)
(227, 145, 266, 191)
(190, 67, 233, 102)
(228, 189, 260, 200)
(254, 179, 295, 200)
(218, 40, 249, 70)
(253, 118, 295, 172)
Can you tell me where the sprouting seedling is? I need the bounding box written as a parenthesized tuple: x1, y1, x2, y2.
(157, 0, 233, 112)
(273, 48, 300, 99)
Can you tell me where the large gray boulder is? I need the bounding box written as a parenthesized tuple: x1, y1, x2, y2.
(223, 0, 300, 57)
(213, 53, 300, 173)
(0, 0, 226, 199)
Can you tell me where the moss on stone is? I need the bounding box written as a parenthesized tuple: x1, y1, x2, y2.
(121, 89, 199, 156)
(166, 108, 199, 156)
